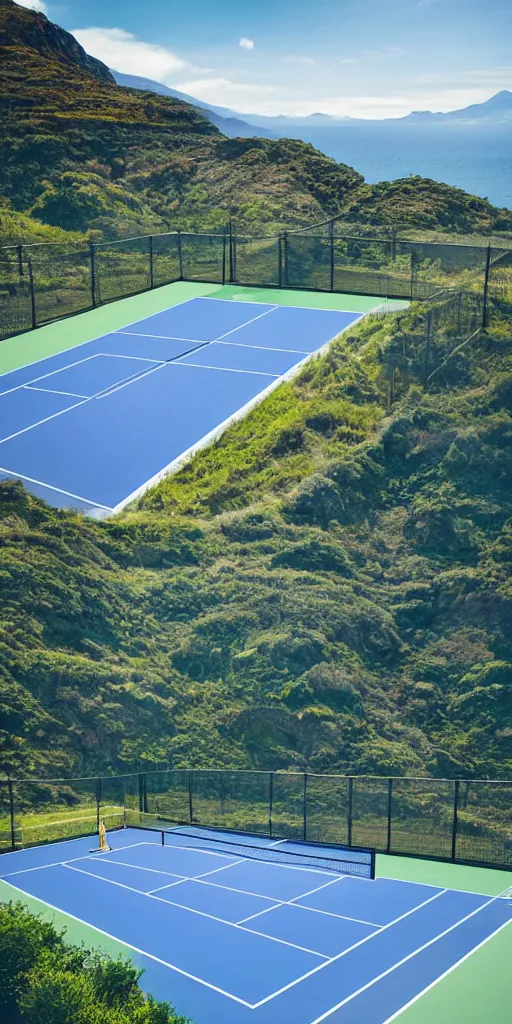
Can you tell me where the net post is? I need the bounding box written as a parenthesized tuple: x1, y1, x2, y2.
(188, 770, 193, 825)
(451, 780, 459, 862)
(27, 258, 36, 330)
(482, 244, 491, 329)
(149, 236, 154, 289)
(8, 779, 16, 850)
(303, 772, 308, 842)
(96, 777, 102, 834)
(269, 771, 273, 837)
(329, 219, 334, 292)
(161, 830, 165, 846)
(347, 777, 353, 847)
(89, 242, 96, 308)
(386, 778, 393, 853)
(177, 231, 183, 280)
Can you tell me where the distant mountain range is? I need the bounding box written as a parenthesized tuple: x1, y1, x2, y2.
(111, 72, 277, 138)
(111, 73, 512, 133)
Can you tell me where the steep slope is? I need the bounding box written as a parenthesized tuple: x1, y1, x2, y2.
(1, 306, 511, 781)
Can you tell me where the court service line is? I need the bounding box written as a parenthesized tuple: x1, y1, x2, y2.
(0, 466, 111, 510)
(307, 890, 510, 1024)
(172, 362, 279, 378)
(0, 352, 101, 400)
(24, 385, 89, 399)
(380, 916, 512, 1024)
(2, 879, 253, 1008)
(236, 876, 344, 925)
(249, 888, 447, 1009)
(212, 304, 280, 342)
(63, 863, 330, 959)
(0, 294, 201, 383)
(1, 844, 149, 877)
(216, 339, 310, 355)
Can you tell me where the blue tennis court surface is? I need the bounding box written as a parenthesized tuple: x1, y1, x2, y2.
(0, 297, 362, 514)
(2, 827, 510, 1024)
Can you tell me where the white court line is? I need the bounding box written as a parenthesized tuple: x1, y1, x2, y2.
(379, 875, 511, 901)
(95, 359, 168, 400)
(1, 843, 149, 877)
(0, 467, 110, 510)
(0, 353, 101, 399)
(2, 878, 253, 1008)
(292, 902, 381, 928)
(212, 304, 279, 342)
(198, 295, 379, 315)
(250, 889, 447, 1009)
(380, 917, 512, 1024)
(114, 331, 207, 343)
(171, 362, 279, 378)
(101, 352, 163, 364)
(216, 339, 310, 355)
(307, 890, 511, 1024)
(63, 863, 329, 959)
(24, 385, 89, 399)
(237, 876, 344, 925)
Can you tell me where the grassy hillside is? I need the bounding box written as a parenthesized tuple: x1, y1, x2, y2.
(1, 0, 511, 247)
(1, 303, 511, 782)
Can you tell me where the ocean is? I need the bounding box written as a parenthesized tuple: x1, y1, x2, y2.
(275, 123, 512, 210)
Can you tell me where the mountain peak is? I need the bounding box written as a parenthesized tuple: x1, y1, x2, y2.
(2, 0, 114, 83)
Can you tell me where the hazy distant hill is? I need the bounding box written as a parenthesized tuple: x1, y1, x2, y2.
(111, 71, 278, 139)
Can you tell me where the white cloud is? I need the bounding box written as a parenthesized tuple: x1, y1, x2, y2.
(70, 27, 198, 82)
(175, 77, 276, 109)
(283, 55, 316, 66)
(15, 0, 48, 12)
(239, 38, 255, 50)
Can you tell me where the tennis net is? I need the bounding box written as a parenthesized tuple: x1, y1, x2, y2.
(159, 825, 375, 879)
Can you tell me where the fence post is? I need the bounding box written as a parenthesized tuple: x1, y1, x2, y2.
(188, 771, 193, 825)
(268, 772, 274, 837)
(482, 244, 492, 329)
(410, 250, 416, 301)
(278, 235, 283, 289)
(423, 310, 433, 385)
(138, 773, 144, 815)
(27, 258, 36, 330)
(451, 780, 459, 862)
(347, 777, 353, 847)
(329, 219, 334, 292)
(386, 778, 393, 854)
(96, 778, 102, 833)
(177, 231, 183, 280)
(17, 244, 23, 278)
(222, 233, 227, 286)
(283, 232, 288, 287)
(228, 221, 234, 284)
(303, 773, 308, 842)
(149, 236, 154, 289)
(391, 230, 397, 262)
(89, 242, 97, 308)
(8, 779, 16, 850)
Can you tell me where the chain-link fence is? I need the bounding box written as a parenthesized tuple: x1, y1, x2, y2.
(1, 229, 505, 343)
(1, 770, 510, 869)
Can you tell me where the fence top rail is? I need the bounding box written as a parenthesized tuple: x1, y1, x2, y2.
(1, 770, 510, 785)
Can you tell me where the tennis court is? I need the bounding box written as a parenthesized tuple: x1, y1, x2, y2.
(1, 825, 510, 1024)
(0, 284, 385, 516)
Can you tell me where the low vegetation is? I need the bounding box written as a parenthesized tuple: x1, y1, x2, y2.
(0, 902, 188, 1024)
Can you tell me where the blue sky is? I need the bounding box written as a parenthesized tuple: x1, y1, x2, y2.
(17, 0, 512, 117)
